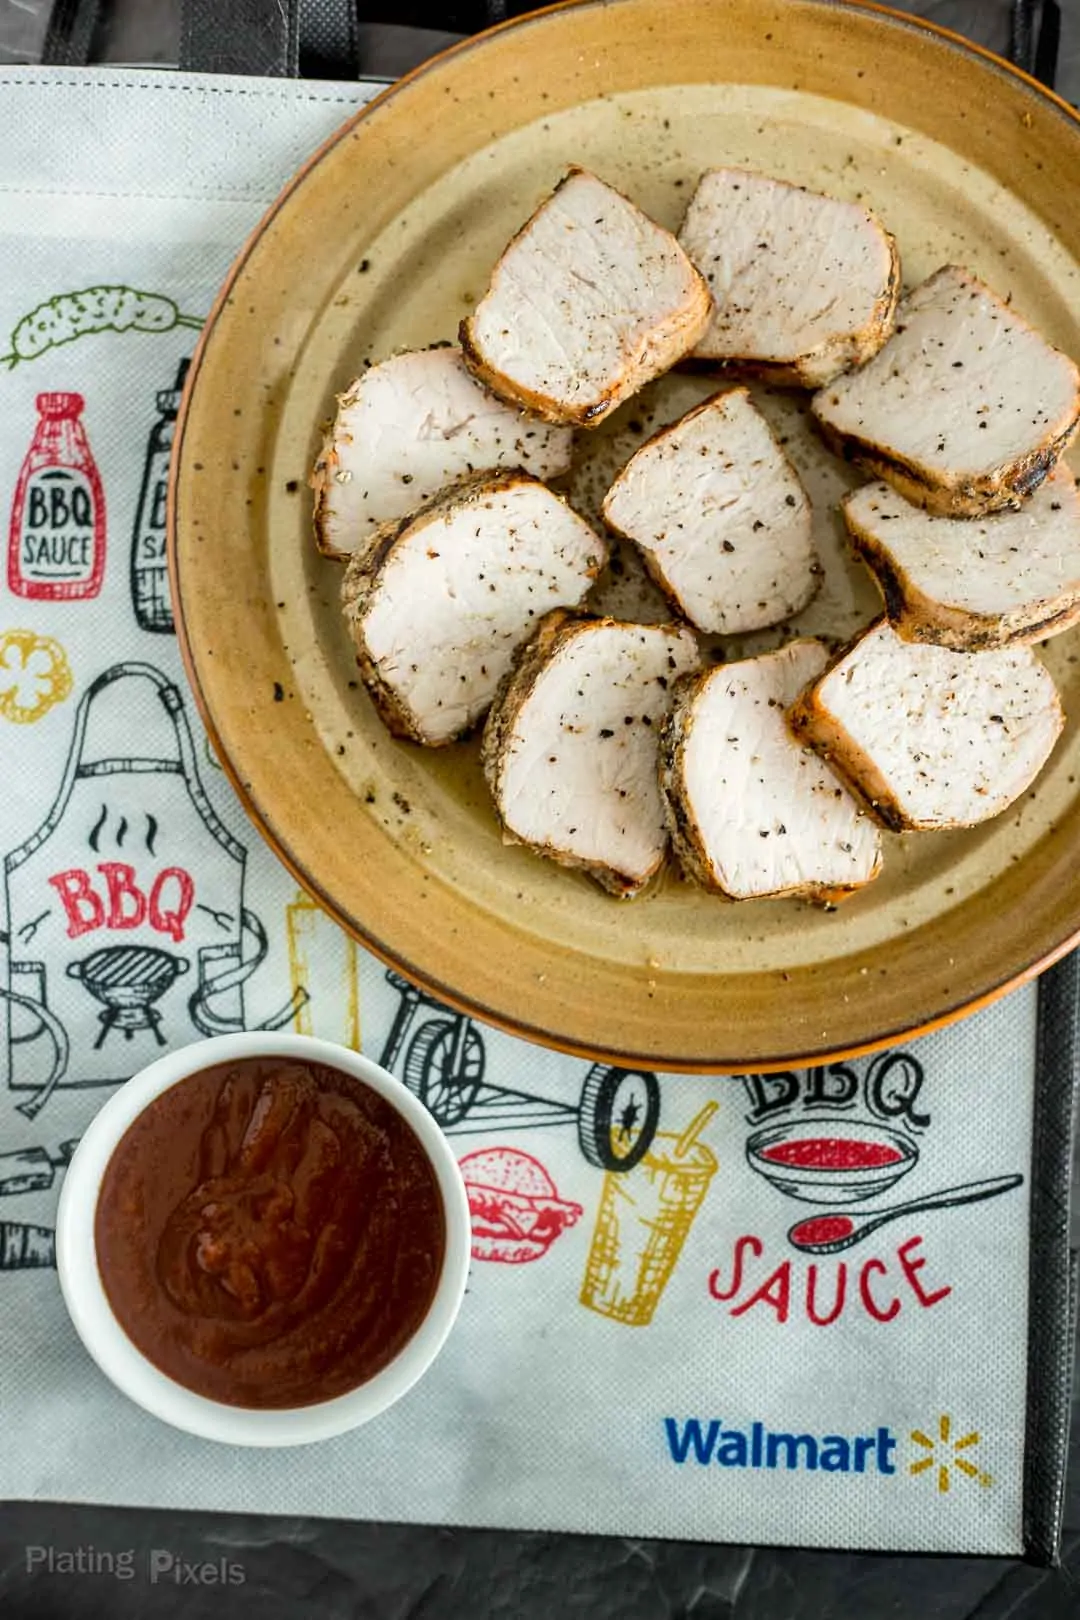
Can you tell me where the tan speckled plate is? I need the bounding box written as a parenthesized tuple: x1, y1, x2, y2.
(170, 0, 1080, 1071)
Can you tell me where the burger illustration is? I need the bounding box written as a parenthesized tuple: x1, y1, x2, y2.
(459, 1147, 583, 1264)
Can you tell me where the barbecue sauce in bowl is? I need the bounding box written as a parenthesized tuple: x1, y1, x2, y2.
(93, 1057, 446, 1409)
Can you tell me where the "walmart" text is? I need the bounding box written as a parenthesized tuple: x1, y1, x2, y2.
(664, 1418, 897, 1474)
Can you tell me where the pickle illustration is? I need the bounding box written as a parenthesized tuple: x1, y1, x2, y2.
(0, 286, 203, 370)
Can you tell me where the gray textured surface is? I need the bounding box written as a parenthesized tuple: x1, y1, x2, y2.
(0, 2, 1078, 1615)
(0, 0, 51, 65)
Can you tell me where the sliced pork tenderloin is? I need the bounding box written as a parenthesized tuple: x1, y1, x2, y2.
(311, 346, 573, 559)
(601, 386, 819, 634)
(482, 612, 702, 896)
(678, 168, 899, 387)
(843, 466, 1080, 650)
(660, 641, 882, 901)
(812, 264, 1080, 516)
(787, 618, 1063, 830)
(460, 167, 712, 428)
(341, 473, 607, 746)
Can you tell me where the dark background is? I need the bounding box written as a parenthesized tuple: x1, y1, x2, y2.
(0, 1, 1078, 1614)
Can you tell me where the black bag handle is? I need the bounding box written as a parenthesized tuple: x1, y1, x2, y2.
(1011, 0, 1062, 84)
(179, 0, 300, 77)
(170, 0, 1062, 89)
(40, 0, 102, 65)
(175, 0, 559, 79)
(41, 1, 1062, 86)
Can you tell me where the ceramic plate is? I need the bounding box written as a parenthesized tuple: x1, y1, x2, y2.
(170, 0, 1080, 1070)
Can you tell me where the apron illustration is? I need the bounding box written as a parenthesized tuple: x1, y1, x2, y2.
(1, 661, 305, 1118)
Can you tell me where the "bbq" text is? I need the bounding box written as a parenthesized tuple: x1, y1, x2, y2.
(47, 864, 194, 942)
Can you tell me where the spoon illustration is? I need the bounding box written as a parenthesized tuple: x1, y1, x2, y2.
(786, 1174, 1023, 1255)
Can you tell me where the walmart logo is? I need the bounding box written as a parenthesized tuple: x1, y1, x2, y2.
(663, 1418, 897, 1475)
(664, 1412, 994, 1489)
(909, 1413, 992, 1493)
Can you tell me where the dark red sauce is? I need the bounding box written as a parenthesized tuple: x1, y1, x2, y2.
(760, 1137, 903, 1170)
(789, 1215, 856, 1247)
(95, 1057, 446, 1409)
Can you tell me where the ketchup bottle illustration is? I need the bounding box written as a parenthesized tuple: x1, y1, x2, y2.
(8, 393, 106, 601)
(130, 359, 188, 633)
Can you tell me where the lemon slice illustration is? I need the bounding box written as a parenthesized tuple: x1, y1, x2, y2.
(0, 629, 73, 723)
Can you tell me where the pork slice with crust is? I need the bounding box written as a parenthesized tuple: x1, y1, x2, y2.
(601, 386, 819, 634)
(678, 168, 900, 387)
(482, 612, 702, 896)
(311, 346, 572, 559)
(812, 265, 1080, 516)
(842, 466, 1080, 649)
(787, 618, 1063, 830)
(341, 473, 607, 747)
(661, 640, 881, 901)
(460, 167, 712, 428)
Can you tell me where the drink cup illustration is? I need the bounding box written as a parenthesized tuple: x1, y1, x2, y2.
(580, 1102, 718, 1327)
(286, 890, 361, 1050)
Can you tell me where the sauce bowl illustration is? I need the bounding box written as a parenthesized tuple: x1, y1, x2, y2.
(745, 1120, 917, 1204)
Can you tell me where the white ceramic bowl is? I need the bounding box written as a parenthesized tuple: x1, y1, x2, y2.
(56, 1032, 471, 1446)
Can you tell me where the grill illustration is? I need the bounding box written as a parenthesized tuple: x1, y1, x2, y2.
(66, 944, 189, 1048)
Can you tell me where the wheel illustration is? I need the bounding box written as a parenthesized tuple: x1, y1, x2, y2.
(402, 1017, 485, 1126)
(577, 1066, 660, 1171)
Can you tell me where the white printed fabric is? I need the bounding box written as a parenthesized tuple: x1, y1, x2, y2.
(0, 67, 1036, 1555)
